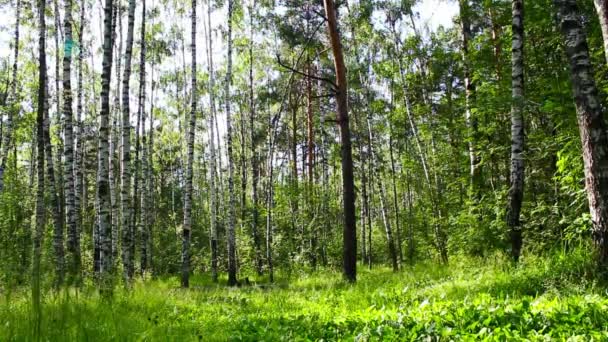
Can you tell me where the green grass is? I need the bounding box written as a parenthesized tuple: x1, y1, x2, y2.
(2, 251, 608, 341)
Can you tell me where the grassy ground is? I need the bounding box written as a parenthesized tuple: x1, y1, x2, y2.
(2, 251, 608, 341)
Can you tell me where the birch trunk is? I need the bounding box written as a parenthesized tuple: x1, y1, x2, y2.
(226, 0, 238, 286)
(459, 0, 481, 192)
(74, 0, 85, 234)
(366, 115, 398, 272)
(33, 0, 47, 330)
(555, 0, 608, 268)
(44, 70, 65, 287)
(205, 0, 219, 283)
(97, 0, 115, 290)
(248, 0, 263, 276)
(136, 0, 147, 275)
(63, 0, 80, 283)
(121, 0, 136, 282)
(594, 0, 608, 65)
(507, 0, 525, 262)
(0, 0, 21, 193)
(181, 0, 196, 288)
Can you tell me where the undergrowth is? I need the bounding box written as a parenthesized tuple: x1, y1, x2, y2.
(1, 250, 607, 341)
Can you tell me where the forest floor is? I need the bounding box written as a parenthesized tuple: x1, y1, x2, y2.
(2, 251, 608, 341)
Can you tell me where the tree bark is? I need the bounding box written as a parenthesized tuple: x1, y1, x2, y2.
(555, 0, 608, 269)
(136, 0, 148, 275)
(74, 0, 85, 239)
(459, 0, 481, 192)
(182, 0, 196, 288)
(594, 0, 608, 65)
(33, 0, 47, 331)
(507, 0, 525, 262)
(0, 0, 21, 193)
(97, 0, 115, 290)
(63, 0, 80, 284)
(205, 0, 219, 283)
(44, 67, 65, 287)
(226, 0, 238, 286)
(249, 0, 263, 277)
(323, 0, 357, 282)
(121, 0, 136, 282)
(366, 115, 399, 272)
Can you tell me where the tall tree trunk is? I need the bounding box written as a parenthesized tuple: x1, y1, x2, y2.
(63, 0, 80, 284)
(136, 0, 147, 275)
(388, 126, 403, 265)
(121, 0, 136, 282)
(74, 0, 85, 237)
(33, 0, 47, 332)
(44, 69, 65, 287)
(248, 0, 263, 277)
(306, 58, 317, 268)
(555, 0, 608, 269)
(594, 0, 608, 65)
(507, 0, 525, 262)
(97, 0, 115, 290)
(226, 0, 238, 286)
(290, 89, 300, 254)
(366, 116, 398, 272)
(109, 1, 120, 264)
(182, 0, 196, 288)
(205, 0, 219, 283)
(0, 0, 21, 193)
(266, 120, 275, 283)
(147, 69, 156, 272)
(323, 0, 357, 282)
(359, 142, 368, 264)
(53, 0, 65, 219)
(459, 0, 481, 192)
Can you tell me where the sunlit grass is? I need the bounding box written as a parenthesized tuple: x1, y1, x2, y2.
(2, 250, 608, 341)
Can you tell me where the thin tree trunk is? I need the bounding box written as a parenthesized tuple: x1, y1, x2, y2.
(507, 0, 525, 262)
(181, 0, 196, 288)
(226, 0, 238, 286)
(459, 0, 481, 192)
(594, 0, 608, 65)
(121, 0, 136, 282)
(555, 0, 608, 269)
(53, 0, 65, 219)
(366, 115, 398, 272)
(266, 118, 275, 283)
(97, 0, 115, 291)
(33, 0, 47, 332)
(388, 126, 403, 265)
(0, 0, 21, 193)
(147, 66, 155, 273)
(74, 0, 85, 237)
(248, 0, 263, 277)
(137, 0, 148, 275)
(109, 1, 120, 264)
(44, 66, 65, 287)
(63, 0, 80, 284)
(205, 0, 219, 283)
(324, 0, 357, 282)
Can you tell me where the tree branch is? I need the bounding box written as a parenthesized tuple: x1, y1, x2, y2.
(276, 54, 337, 89)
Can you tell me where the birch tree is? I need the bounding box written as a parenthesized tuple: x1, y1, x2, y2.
(181, 0, 196, 288)
(555, 0, 608, 268)
(594, 0, 608, 65)
(97, 0, 116, 289)
(226, 0, 238, 286)
(121, 0, 137, 281)
(507, 0, 525, 262)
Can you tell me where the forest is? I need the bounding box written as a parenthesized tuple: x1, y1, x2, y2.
(2, 0, 608, 339)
